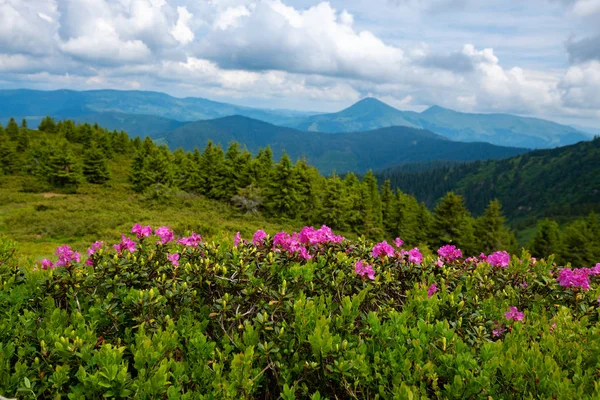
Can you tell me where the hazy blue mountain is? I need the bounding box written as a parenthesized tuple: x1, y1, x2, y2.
(290, 97, 419, 132)
(287, 98, 589, 149)
(0, 88, 315, 127)
(158, 115, 528, 174)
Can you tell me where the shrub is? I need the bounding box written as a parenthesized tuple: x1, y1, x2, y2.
(1, 227, 600, 398)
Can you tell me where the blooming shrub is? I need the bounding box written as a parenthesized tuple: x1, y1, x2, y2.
(1, 226, 600, 399)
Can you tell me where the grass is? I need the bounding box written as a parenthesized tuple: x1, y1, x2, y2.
(0, 156, 305, 263)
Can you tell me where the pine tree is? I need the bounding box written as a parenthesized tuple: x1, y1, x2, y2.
(343, 173, 366, 233)
(431, 192, 477, 255)
(223, 142, 242, 200)
(474, 199, 512, 253)
(253, 146, 273, 187)
(381, 180, 395, 233)
(38, 116, 57, 133)
(265, 153, 302, 218)
(0, 129, 15, 175)
(529, 219, 562, 259)
(362, 170, 383, 230)
(199, 141, 226, 199)
(6, 118, 19, 141)
(21, 118, 27, 129)
(295, 158, 323, 223)
(319, 174, 349, 231)
(83, 142, 110, 184)
(44, 141, 80, 188)
(16, 127, 29, 152)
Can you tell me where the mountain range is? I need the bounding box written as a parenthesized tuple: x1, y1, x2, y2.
(0, 89, 590, 150)
(285, 98, 589, 149)
(155, 116, 528, 174)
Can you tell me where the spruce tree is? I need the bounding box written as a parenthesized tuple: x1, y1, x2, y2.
(431, 192, 477, 255)
(6, 118, 19, 141)
(319, 174, 349, 231)
(16, 127, 29, 152)
(529, 219, 562, 259)
(0, 130, 15, 175)
(44, 141, 80, 188)
(343, 173, 366, 233)
(223, 142, 242, 200)
(381, 180, 395, 233)
(265, 153, 302, 218)
(38, 116, 57, 133)
(253, 146, 273, 187)
(474, 199, 512, 253)
(362, 170, 383, 230)
(21, 118, 27, 129)
(83, 142, 110, 184)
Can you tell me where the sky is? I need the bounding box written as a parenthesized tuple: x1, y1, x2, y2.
(1, 0, 600, 130)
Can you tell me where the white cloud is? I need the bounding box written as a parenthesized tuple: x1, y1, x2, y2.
(171, 6, 195, 45)
(213, 5, 251, 30)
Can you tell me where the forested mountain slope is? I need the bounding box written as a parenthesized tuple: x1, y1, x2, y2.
(158, 115, 528, 174)
(376, 137, 600, 225)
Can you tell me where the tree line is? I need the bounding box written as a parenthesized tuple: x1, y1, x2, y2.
(1, 116, 599, 265)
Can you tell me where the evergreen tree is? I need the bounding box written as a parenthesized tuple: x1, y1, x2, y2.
(16, 127, 29, 152)
(362, 170, 383, 230)
(265, 153, 302, 218)
(222, 142, 242, 200)
(381, 180, 395, 233)
(0, 129, 15, 175)
(431, 192, 477, 255)
(6, 118, 19, 141)
(21, 118, 27, 129)
(343, 173, 366, 233)
(199, 141, 225, 199)
(44, 141, 80, 188)
(474, 199, 512, 253)
(83, 142, 111, 184)
(295, 158, 323, 223)
(252, 146, 273, 186)
(529, 219, 562, 259)
(319, 174, 349, 231)
(38, 116, 57, 133)
(559, 219, 597, 266)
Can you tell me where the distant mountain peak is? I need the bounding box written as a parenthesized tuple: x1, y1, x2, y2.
(342, 97, 400, 114)
(422, 105, 451, 114)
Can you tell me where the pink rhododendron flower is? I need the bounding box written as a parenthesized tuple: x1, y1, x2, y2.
(550, 323, 557, 332)
(40, 259, 54, 270)
(394, 238, 404, 248)
(155, 226, 174, 245)
(427, 283, 438, 298)
(234, 232, 241, 247)
(355, 260, 375, 280)
(556, 268, 592, 290)
(113, 235, 136, 254)
(253, 230, 268, 246)
(408, 248, 423, 265)
(487, 251, 510, 268)
(530, 257, 537, 265)
(479, 253, 488, 261)
(298, 247, 312, 260)
(492, 326, 506, 337)
(87, 241, 103, 256)
(298, 225, 344, 245)
(178, 232, 202, 248)
(437, 245, 462, 262)
(505, 306, 524, 321)
(55, 245, 81, 267)
(372, 241, 394, 258)
(436, 258, 444, 268)
(131, 224, 152, 239)
(168, 253, 180, 267)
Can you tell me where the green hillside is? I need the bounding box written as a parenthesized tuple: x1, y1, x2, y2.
(376, 137, 600, 226)
(288, 98, 589, 149)
(158, 115, 528, 174)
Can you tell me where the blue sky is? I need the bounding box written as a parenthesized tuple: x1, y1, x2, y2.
(0, 0, 599, 130)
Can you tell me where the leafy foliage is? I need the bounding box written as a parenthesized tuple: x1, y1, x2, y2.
(1, 227, 600, 398)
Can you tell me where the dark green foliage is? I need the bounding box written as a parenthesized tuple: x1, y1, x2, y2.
(5, 117, 19, 141)
(265, 153, 303, 219)
(82, 142, 111, 184)
(43, 140, 81, 188)
(16, 127, 29, 152)
(475, 199, 515, 253)
(530, 219, 562, 259)
(0, 129, 15, 175)
(38, 116, 57, 133)
(431, 192, 477, 254)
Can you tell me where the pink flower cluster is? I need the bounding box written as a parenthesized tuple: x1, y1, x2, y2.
(427, 283, 438, 298)
(155, 226, 175, 245)
(393, 237, 404, 247)
(178, 232, 202, 248)
(113, 235, 136, 254)
(253, 230, 268, 246)
(556, 265, 600, 290)
(505, 306, 524, 321)
(272, 231, 312, 260)
(372, 241, 394, 258)
(487, 251, 510, 268)
(355, 260, 375, 280)
(168, 253, 180, 266)
(85, 241, 104, 266)
(437, 245, 462, 262)
(40, 258, 55, 270)
(55, 245, 81, 267)
(408, 248, 423, 264)
(131, 224, 152, 239)
(298, 225, 344, 245)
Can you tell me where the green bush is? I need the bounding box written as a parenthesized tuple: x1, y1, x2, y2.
(1, 227, 600, 399)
